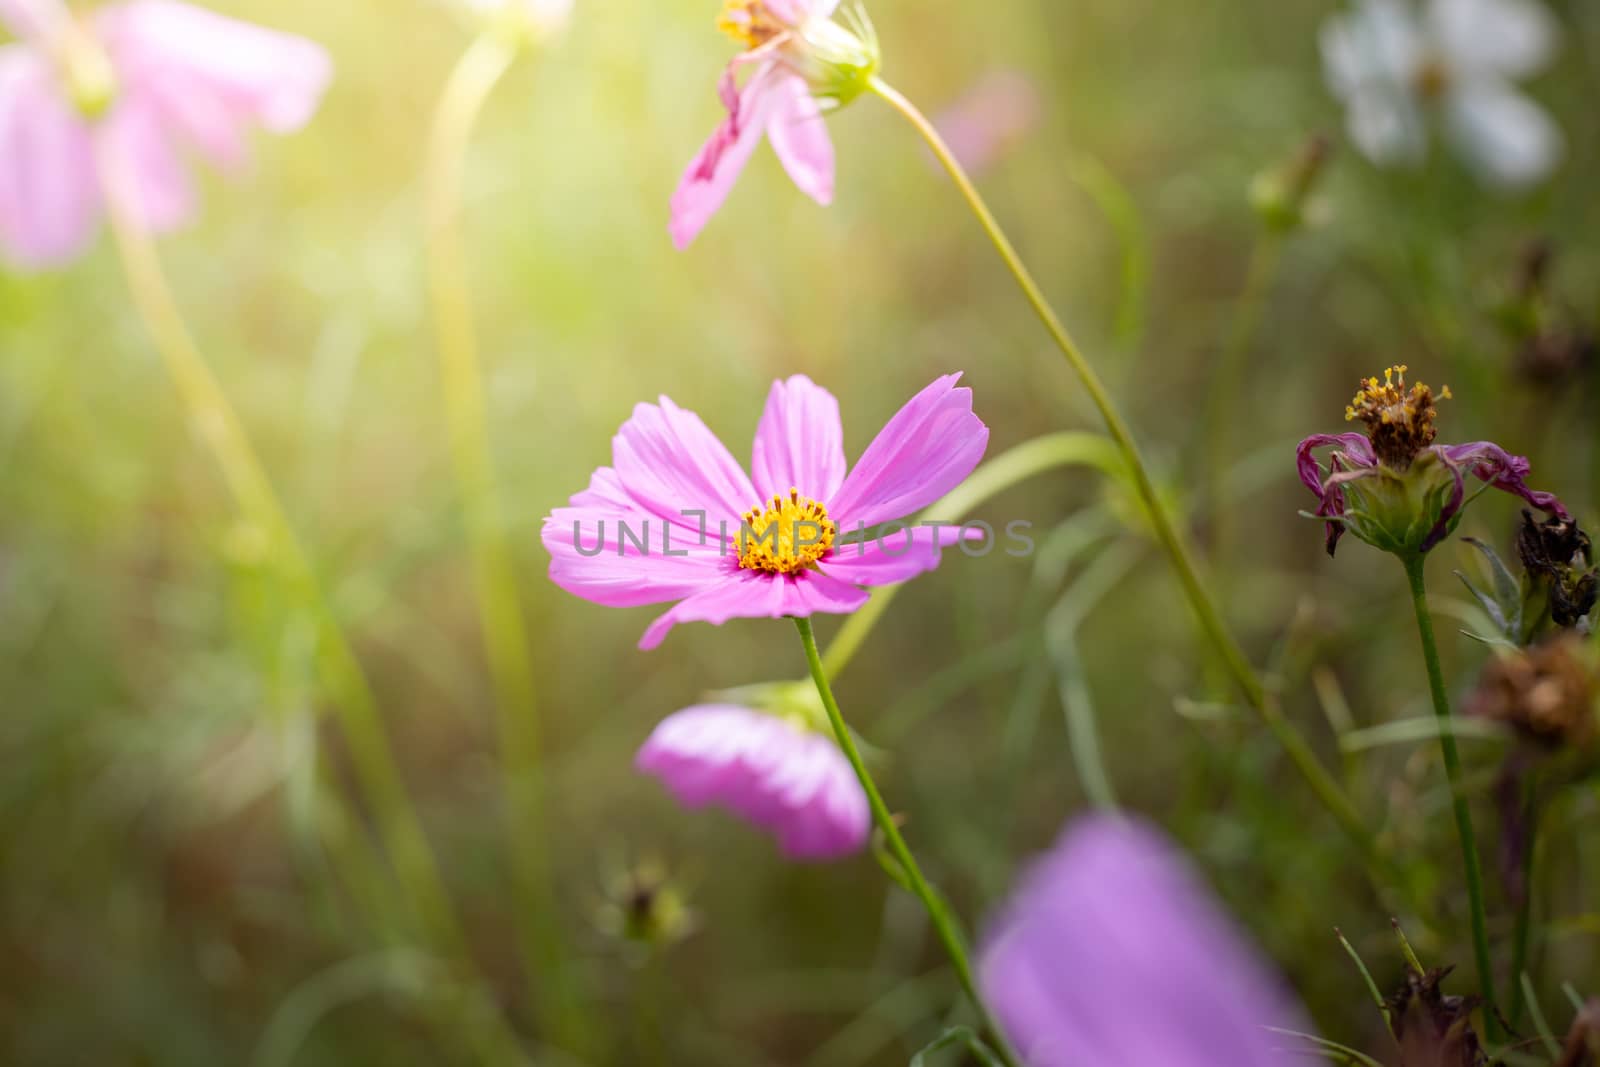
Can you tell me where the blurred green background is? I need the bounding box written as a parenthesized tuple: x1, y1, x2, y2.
(3, 0, 1599, 1063)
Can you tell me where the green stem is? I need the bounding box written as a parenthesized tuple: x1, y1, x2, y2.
(794, 618, 1020, 1067)
(1401, 554, 1498, 1038)
(97, 144, 526, 1066)
(1507, 781, 1538, 1028)
(869, 76, 1372, 856)
(426, 31, 584, 1051)
(1203, 234, 1283, 557)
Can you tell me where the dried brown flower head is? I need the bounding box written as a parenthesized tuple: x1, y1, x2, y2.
(1387, 967, 1486, 1067)
(1517, 510, 1598, 628)
(1467, 634, 1599, 749)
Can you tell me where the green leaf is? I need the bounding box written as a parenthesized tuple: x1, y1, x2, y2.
(909, 1026, 1006, 1067)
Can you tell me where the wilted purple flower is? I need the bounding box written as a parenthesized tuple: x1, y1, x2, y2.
(978, 815, 1308, 1066)
(1297, 365, 1567, 556)
(635, 702, 869, 861)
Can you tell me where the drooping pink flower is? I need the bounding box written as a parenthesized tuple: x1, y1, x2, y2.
(979, 816, 1310, 1067)
(542, 374, 988, 649)
(669, 0, 879, 249)
(636, 703, 869, 860)
(0, 0, 330, 269)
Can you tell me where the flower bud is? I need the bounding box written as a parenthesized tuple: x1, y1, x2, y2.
(593, 858, 696, 956)
(1249, 134, 1333, 234)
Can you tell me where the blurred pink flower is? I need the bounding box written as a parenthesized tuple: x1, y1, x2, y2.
(541, 373, 987, 649)
(0, 0, 330, 269)
(930, 69, 1041, 176)
(636, 703, 869, 860)
(670, 0, 879, 249)
(979, 816, 1310, 1067)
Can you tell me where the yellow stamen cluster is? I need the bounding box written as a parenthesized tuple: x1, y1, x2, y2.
(1345, 364, 1452, 469)
(717, 0, 786, 48)
(737, 489, 835, 575)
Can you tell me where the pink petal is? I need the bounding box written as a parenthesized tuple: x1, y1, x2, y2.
(669, 62, 779, 250)
(765, 72, 834, 206)
(636, 704, 869, 860)
(637, 567, 867, 650)
(830, 374, 989, 528)
(542, 504, 726, 609)
(98, 0, 331, 171)
(612, 396, 759, 535)
(750, 374, 847, 503)
(821, 523, 981, 586)
(0, 46, 102, 269)
(0, 0, 67, 40)
(97, 96, 194, 234)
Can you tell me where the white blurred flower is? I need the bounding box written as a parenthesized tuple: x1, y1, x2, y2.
(1320, 0, 1563, 188)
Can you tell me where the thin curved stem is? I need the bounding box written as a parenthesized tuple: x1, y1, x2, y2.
(97, 147, 527, 1065)
(1402, 555, 1498, 1039)
(794, 618, 1021, 1067)
(1203, 234, 1283, 558)
(1506, 781, 1538, 1028)
(426, 31, 585, 1051)
(868, 76, 1372, 856)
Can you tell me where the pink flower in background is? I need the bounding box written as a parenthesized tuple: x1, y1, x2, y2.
(636, 703, 869, 860)
(542, 374, 987, 649)
(0, 0, 330, 269)
(979, 816, 1310, 1067)
(931, 69, 1041, 176)
(670, 0, 879, 249)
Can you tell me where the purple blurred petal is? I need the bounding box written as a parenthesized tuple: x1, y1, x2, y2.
(979, 816, 1310, 1067)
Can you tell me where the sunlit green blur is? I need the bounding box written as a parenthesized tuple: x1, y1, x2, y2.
(3, 0, 1599, 1063)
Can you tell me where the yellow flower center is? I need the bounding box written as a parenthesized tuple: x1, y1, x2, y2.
(737, 490, 835, 575)
(717, 0, 786, 48)
(1345, 364, 1452, 469)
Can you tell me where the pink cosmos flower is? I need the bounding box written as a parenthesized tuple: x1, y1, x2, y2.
(635, 703, 869, 860)
(0, 0, 330, 269)
(979, 816, 1310, 1067)
(670, 0, 878, 249)
(542, 373, 988, 649)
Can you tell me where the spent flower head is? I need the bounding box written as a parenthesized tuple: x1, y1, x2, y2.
(669, 0, 880, 248)
(1465, 633, 1598, 750)
(1297, 365, 1567, 557)
(0, 0, 331, 269)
